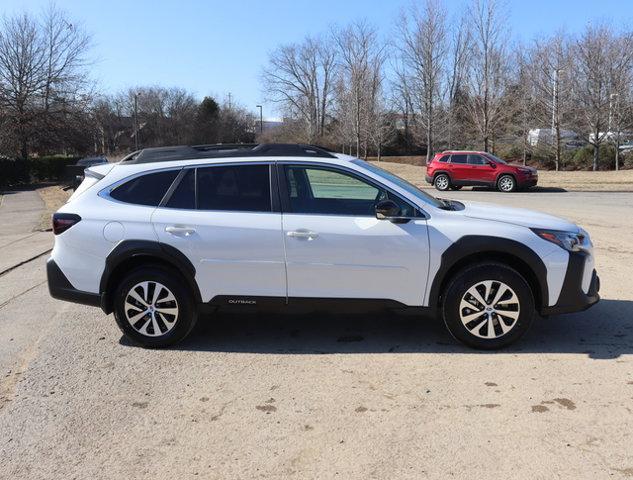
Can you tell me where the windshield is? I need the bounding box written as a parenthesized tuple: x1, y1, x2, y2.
(352, 159, 444, 208)
(485, 153, 507, 164)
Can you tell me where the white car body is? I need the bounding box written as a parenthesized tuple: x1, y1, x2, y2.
(47, 145, 600, 348)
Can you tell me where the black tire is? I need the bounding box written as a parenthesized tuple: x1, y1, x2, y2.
(441, 263, 535, 349)
(113, 265, 198, 348)
(434, 173, 451, 191)
(449, 185, 463, 191)
(497, 174, 516, 192)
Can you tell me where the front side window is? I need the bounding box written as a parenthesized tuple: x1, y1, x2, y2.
(467, 154, 486, 165)
(284, 166, 416, 217)
(110, 170, 179, 206)
(196, 164, 271, 212)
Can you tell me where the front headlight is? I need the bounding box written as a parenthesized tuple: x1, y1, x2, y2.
(518, 167, 532, 173)
(531, 228, 585, 252)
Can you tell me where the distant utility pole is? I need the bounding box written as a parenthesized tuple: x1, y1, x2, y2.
(134, 92, 140, 151)
(256, 105, 263, 133)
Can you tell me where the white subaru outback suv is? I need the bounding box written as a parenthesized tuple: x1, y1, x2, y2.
(47, 144, 600, 349)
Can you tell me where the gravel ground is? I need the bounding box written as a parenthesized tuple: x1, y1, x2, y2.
(0, 189, 632, 479)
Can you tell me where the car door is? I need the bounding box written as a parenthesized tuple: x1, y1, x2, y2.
(467, 154, 497, 183)
(278, 163, 430, 306)
(448, 154, 469, 182)
(152, 163, 286, 302)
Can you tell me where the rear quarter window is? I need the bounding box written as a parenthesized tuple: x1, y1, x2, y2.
(110, 170, 179, 206)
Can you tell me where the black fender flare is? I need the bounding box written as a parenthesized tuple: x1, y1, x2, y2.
(427, 235, 549, 309)
(433, 170, 453, 185)
(99, 240, 201, 313)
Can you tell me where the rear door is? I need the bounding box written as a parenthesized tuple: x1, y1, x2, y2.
(152, 163, 286, 302)
(448, 154, 469, 182)
(278, 163, 430, 306)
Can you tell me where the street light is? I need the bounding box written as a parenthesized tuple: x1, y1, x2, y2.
(256, 105, 263, 134)
(133, 92, 140, 151)
(608, 93, 619, 132)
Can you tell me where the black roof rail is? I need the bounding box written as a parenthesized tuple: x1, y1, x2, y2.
(120, 143, 337, 164)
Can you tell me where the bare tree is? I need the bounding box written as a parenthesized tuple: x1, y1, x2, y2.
(334, 21, 386, 157)
(445, 11, 471, 150)
(261, 36, 336, 142)
(396, 0, 448, 162)
(0, 6, 92, 159)
(574, 26, 608, 171)
(513, 48, 536, 165)
(606, 32, 633, 170)
(463, 0, 510, 152)
(529, 32, 573, 170)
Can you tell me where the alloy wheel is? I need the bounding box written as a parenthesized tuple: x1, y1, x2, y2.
(459, 280, 520, 339)
(498, 176, 515, 192)
(124, 281, 179, 337)
(435, 175, 449, 190)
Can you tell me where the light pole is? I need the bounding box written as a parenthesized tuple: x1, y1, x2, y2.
(133, 92, 140, 151)
(256, 105, 263, 134)
(608, 93, 618, 132)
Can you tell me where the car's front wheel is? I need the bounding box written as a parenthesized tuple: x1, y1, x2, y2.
(434, 173, 451, 191)
(497, 175, 516, 192)
(113, 266, 197, 348)
(442, 263, 535, 349)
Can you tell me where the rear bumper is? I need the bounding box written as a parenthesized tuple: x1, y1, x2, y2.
(540, 251, 600, 316)
(47, 258, 102, 308)
(425, 175, 433, 184)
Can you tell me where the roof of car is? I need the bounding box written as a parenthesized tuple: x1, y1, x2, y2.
(440, 150, 488, 155)
(120, 143, 339, 164)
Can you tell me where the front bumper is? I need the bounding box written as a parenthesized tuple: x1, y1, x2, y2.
(47, 258, 102, 308)
(540, 250, 600, 316)
(518, 175, 538, 188)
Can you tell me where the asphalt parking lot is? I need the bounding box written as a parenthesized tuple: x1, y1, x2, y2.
(1, 188, 632, 479)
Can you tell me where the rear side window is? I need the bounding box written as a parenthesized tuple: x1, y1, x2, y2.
(196, 165, 271, 212)
(110, 170, 178, 206)
(166, 169, 195, 209)
(436, 155, 449, 163)
(450, 154, 467, 164)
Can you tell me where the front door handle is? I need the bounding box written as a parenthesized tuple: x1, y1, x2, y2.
(287, 229, 318, 240)
(165, 226, 196, 236)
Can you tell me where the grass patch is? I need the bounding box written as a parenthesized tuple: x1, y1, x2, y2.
(36, 184, 71, 231)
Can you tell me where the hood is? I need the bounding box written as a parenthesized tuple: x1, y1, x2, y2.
(458, 200, 579, 231)
(509, 163, 537, 172)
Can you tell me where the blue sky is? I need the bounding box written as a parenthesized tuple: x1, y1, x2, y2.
(2, 0, 630, 118)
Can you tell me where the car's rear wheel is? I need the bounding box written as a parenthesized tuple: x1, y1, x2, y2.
(497, 175, 516, 192)
(442, 263, 535, 349)
(434, 173, 451, 191)
(113, 266, 197, 348)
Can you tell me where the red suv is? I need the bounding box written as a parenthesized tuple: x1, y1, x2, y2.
(425, 151, 538, 192)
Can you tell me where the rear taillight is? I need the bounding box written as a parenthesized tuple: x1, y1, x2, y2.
(52, 213, 81, 235)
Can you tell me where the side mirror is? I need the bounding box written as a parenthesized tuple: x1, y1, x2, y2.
(488, 161, 497, 168)
(375, 199, 401, 220)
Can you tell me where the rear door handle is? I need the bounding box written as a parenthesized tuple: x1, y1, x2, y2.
(165, 226, 196, 236)
(287, 229, 318, 240)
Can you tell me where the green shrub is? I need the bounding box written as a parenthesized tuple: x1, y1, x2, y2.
(568, 144, 616, 170)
